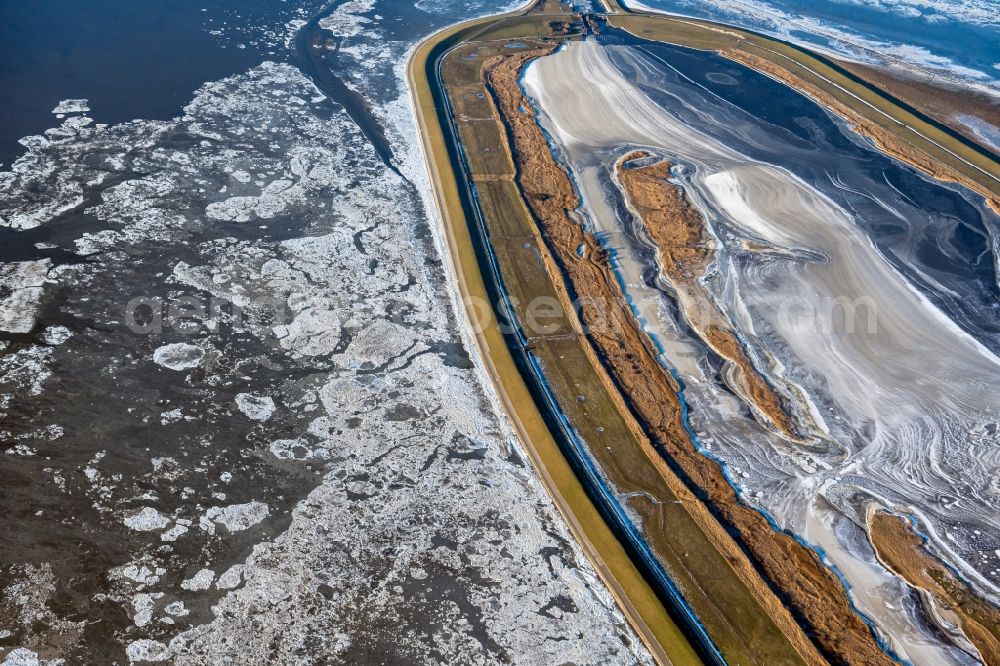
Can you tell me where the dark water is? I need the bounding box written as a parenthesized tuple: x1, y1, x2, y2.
(0, 0, 288, 167)
(602, 30, 1000, 355)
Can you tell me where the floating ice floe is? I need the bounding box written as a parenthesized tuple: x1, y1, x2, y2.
(273, 307, 342, 357)
(0, 648, 52, 666)
(164, 601, 189, 617)
(317, 0, 375, 39)
(152, 343, 205, 371)
(181, 568, 216, 591)
(132, 592, 163, 626)
(113, 563, 164, 586)
(160, 520, 191, 542)
(205, 501, 269, 532)
(215, 564, 244, 589)
(51, 99, 90, 115)
(42, 326, 72, 345)
(0, 260, 51, 333)
(125, 639, 169, 663)
(205, 178, 301, 222)
(159, 409, 183, 425)
(234, 393, 275, 421)
(122, 507, 170, 532)
(269, 438, 311, 460)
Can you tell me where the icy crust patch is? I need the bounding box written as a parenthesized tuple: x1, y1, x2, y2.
(152, 343, 204, 371)
(0, 260, 50, 333)
(123, 507, 171, 532)
(205, 502, 269, 533)
(957, 113, 1000, 152)
(318, 0, 375, 39)
(0, 648, 63, 666)
(125, 639, 169, 663)
(198, 0, 325, 54)
(234, 394, 275, 421)
(51, 99, 90, 115)
(0, 564, 86, 659)
(167, 351, 646, 665)
(0, 345, 54, 416)
(180, 570, 216, 592)
(315, 0, 401, 98)
(415, 0, 526, 15)
(629, 0, 1000, 96)
(0, 111, 163, 230)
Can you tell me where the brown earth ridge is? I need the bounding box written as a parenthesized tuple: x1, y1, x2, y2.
(869, 512, 1000, 665)
(482, 46, 891, 665)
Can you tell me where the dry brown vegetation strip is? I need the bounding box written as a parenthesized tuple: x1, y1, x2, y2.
(615, 156, 710, 278)
(703, 324, 796, 434)
(869, 512, 1000, 665)
(484, 47, 891, 665)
